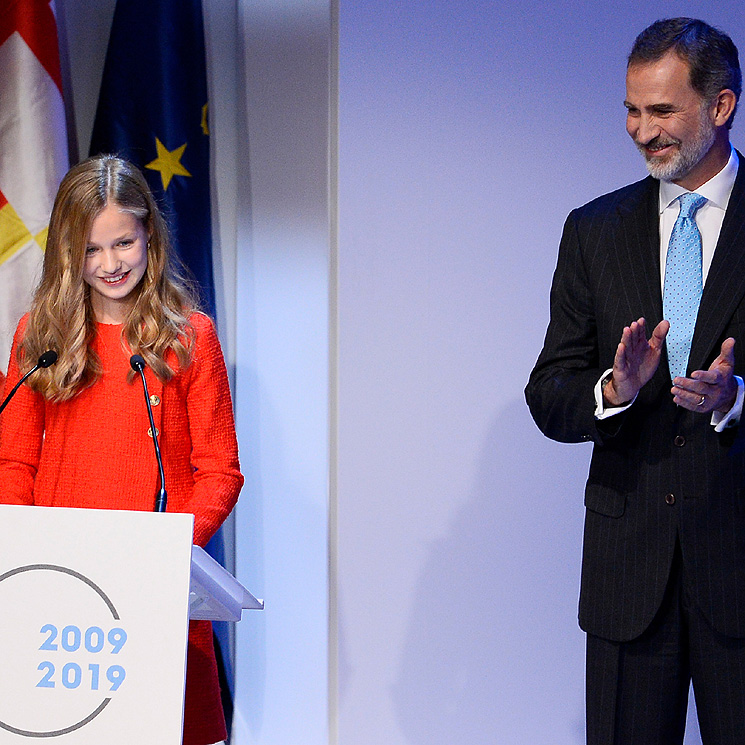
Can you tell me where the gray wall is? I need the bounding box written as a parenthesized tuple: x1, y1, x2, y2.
(336, 3, 745, 745)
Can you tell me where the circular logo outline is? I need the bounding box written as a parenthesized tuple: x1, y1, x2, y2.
(0, 564, 121, 737)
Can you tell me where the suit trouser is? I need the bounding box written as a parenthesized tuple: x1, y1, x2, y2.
(585, 543, 745, 745)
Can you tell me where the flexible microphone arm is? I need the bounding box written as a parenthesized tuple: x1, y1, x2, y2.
(130, 355, 167, 513)
(0, 350, 58, 416)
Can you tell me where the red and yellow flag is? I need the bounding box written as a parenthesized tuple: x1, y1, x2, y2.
(0, 0, 68, 375)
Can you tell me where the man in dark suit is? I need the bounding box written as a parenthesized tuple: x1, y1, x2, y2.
(526, 18, 745, 745)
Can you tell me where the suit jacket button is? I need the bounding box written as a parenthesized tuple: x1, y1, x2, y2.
(665, 493, 676, 505)
(674, 435, 685, 447)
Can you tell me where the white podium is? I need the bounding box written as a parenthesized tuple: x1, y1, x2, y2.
(0, 504, 262, 744)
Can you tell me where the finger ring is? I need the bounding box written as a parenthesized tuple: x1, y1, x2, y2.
(698, 395, 706, 407)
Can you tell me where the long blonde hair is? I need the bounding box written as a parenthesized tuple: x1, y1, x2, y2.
(20, 155, 199, 401)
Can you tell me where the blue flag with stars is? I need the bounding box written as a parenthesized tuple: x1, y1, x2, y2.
(89, 0, 215, 316)
(89, 0, 233, 726)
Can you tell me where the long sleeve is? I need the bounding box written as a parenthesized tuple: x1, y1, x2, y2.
(525, 211, 616, 444)
(0, 317, 43, 504)
(180, 314, 243, 546)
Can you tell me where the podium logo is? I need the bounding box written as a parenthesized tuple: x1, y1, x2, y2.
(0, 564, 129, 739)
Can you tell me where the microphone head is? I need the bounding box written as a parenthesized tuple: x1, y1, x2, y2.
(38, 351, 58, 368)
(130, 354, 146, 372)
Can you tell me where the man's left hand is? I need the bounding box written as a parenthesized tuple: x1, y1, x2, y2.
(671, 338, 737, 414)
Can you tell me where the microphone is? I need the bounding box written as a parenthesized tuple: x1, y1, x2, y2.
(38, 350, 58, 369)
(0, 350, 58, 416)
(130, 354, 167, 512)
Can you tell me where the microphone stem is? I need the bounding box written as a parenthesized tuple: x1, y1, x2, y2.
(136, 367, 167, 512)
(0, 364, 39, 416)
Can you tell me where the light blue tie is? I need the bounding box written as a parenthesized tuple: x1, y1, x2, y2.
(663, 192, 707, 380)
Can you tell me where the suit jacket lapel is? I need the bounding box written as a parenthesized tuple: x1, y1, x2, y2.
(616, 176, 662, 325)
(615, 177, 671, 393)
(689, 153, 745, 372)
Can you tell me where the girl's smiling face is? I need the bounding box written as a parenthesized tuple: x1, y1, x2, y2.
(83, 203, 149, 323)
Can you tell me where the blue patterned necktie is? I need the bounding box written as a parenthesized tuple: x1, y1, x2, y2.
(663, 192, 707, 380)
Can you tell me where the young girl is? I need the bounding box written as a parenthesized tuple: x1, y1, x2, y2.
(0, 155, 242, 745)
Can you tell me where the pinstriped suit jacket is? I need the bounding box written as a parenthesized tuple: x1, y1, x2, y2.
(526, 160, 745, 642)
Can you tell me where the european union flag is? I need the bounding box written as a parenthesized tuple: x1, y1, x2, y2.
(89, 0, 215, 316)
(89, 0, 232, 727)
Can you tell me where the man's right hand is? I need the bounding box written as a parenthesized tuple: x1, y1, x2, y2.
(603, 318, 670, 406)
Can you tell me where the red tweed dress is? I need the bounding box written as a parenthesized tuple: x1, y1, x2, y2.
(0, 313, 243, 745)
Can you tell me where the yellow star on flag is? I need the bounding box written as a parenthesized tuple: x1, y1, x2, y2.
(145, 138, 192, 190)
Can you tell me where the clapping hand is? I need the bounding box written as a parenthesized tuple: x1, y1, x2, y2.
(603, 318, 669, 406)
(671, 338, 737, 414)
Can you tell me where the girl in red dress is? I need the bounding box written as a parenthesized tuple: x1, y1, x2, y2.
(0, 155, 242, 745)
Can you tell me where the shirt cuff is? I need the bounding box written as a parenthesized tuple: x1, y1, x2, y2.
(712, 375, 744, 431)
(594, 368, 637, 419)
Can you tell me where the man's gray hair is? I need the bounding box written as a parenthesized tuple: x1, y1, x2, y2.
(629, 18, 741, 127)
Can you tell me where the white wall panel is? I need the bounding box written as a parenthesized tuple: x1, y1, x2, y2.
(231, 4, 333, 744)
